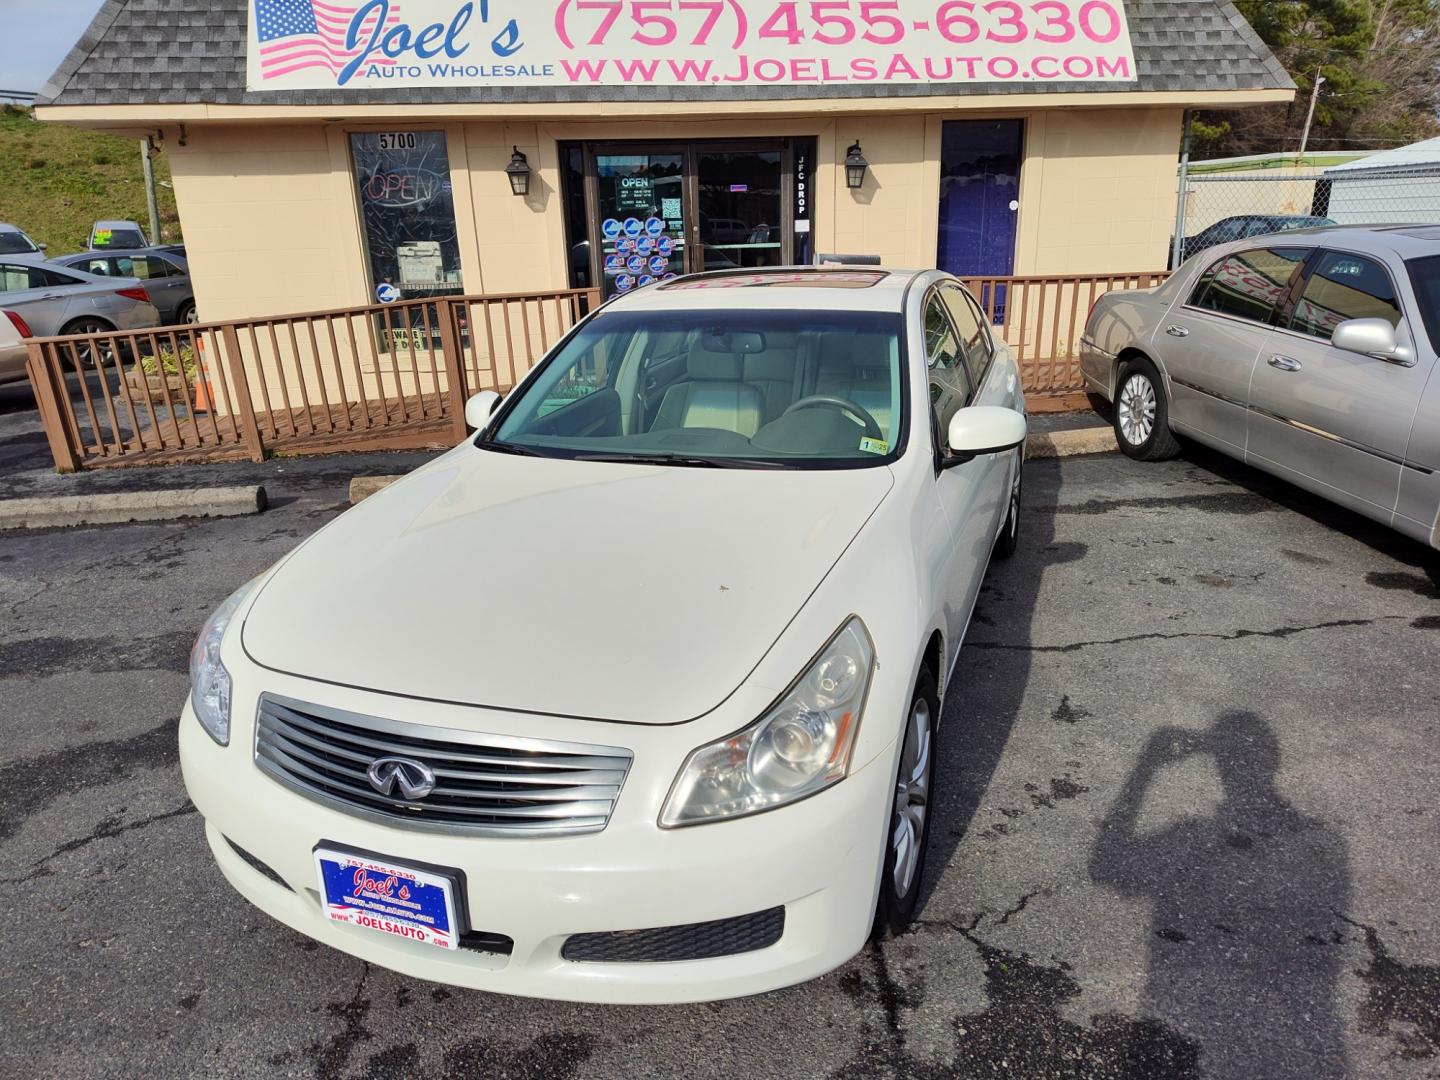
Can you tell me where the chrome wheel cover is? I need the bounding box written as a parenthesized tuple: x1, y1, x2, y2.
(1118, 373, 1157, 446)
(891, 698, 932, 897)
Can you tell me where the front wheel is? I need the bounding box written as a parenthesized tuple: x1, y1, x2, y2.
(993, 459, 1023, 559)
(1114, 357, 1181, 461)
(871, 667, 938, 940)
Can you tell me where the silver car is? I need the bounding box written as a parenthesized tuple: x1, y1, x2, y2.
(1081, 225, 1440, 550)
(0, 257, 161, 343)
(0, 223, 45, 256)
(51, 248, 196, 325)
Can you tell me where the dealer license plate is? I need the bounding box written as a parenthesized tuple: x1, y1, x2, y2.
(314, 846, 460, 950)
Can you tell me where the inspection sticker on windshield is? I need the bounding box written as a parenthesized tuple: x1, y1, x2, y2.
(314, 847, 460, 950)
(859, 438, 889, 455)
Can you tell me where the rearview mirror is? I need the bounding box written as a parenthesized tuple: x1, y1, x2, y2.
(1332, 318, 1412, 365)
(464, 390, 502, 431)
(943, 406, 1028, 468)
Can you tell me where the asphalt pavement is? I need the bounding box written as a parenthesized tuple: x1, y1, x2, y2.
(1, 383, 1438, 1079)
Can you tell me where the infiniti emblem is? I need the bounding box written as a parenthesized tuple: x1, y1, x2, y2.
(366, 757, 436, 800)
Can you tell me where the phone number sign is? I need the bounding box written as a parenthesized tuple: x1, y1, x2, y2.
(248, 0, 1136, 90)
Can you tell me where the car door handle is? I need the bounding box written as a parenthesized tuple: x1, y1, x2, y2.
(1268, 354, 1302, 372)
(1165, 325, 1189, 338)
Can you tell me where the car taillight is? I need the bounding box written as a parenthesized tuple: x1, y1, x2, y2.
(3, 310, 33, 338)
(116, 286, 151, 303)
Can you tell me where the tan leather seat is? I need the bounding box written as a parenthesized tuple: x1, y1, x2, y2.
(652, 339, 765, 437)
(814, 331, 896, 434)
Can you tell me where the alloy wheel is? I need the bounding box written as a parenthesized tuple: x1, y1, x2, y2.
(890, 697, 932, 898)
(1118, 373, 1157, 446)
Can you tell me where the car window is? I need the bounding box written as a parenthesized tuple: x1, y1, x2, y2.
(487, 308, 905, 467)
(0, 233, 39, 255)
(41, 268, 82, 287)
(1188, 247, 1307, 324)
(144, 256, 179, 279)
(72, 258, 115, 276)
(0, 264, 49, 292)
(924, 294, 973, 450)
(1406, 255, 1440, 350)
(1289, 251, 1402, 341)
(939, 284, 991, 388)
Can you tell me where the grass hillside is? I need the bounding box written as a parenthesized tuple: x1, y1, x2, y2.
(0, 105, 181, 255)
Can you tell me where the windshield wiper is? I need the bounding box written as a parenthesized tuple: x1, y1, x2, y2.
(480, 440, 547, 457)
(572, 451, 786, 469)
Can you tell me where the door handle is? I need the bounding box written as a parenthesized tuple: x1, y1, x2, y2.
(1268, 354, 1302, 372)
(1165, 325, 1189, 338)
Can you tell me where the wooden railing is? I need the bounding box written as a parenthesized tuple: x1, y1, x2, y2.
(24, 272, 1167, 472)
(25, 288, 600, 472)
(962, 271, 1170, 394)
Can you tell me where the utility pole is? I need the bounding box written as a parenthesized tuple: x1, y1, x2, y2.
(140, 138, 161, 245)
(1298, 68, 1326, 159)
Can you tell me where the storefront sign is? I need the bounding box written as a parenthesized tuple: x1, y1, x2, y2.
(248, 0, 1136, 90)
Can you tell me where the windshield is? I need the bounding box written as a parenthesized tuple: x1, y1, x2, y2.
(1408, 255, 1440, 351)
(486, 308, 905, 468)
(0, 233, 38, 255)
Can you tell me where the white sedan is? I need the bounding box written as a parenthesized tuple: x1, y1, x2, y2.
(181, 267, 1027, 1003)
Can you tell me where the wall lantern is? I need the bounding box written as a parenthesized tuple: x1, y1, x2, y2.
(844, 141, 869, 190)
(505, 147, 532, 196)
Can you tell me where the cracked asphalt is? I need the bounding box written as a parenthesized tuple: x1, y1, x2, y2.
(2, 379, 1439, 1079)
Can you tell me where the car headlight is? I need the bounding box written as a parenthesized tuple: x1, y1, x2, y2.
(189, 577, 261, 746)
(660, 617, 875, 828)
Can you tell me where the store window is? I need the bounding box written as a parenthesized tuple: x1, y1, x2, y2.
(350, 132, 464, 303)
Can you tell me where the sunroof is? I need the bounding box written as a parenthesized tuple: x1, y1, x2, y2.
(660, 271, 887, 290)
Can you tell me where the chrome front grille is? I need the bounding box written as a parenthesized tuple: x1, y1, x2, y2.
(253, 694, 633, 837)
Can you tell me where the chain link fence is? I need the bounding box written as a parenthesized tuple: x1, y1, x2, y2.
(1172, 165, 1440, 268)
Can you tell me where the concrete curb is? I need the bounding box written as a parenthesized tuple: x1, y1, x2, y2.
(1026, 426, 1117, 460)
(0, 486, 267, 531)
(349, 475, 403, 504)
(345, 426, 1115, 504)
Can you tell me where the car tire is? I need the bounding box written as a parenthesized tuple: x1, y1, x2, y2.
(1113, 357, 1181, 461)
(871, 666, 938, 941)
(993, 459, 1023, 559)
(177, 301, 197, 325)
(59, 318, 118, 367)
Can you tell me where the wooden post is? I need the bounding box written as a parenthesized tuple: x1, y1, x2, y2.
(220, 323, 266, 462)
(435, 299, 469, 443)
(25, 344, 80, 473)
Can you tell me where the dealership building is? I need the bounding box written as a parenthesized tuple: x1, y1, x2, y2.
(36, 0, 1292, 321)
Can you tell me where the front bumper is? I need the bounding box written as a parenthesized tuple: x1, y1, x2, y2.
(180, 695, 895, 1004)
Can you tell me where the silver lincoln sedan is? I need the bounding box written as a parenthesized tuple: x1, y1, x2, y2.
(1081, 225, 1439, 551)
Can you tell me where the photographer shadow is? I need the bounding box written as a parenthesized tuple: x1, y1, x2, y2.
(1089, 711, 1351, 1080)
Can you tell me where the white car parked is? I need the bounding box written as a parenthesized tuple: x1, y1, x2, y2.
(180, 267, 1027, 1003)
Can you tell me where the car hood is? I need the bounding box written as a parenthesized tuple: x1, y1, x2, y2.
(242, 450, 894, 725)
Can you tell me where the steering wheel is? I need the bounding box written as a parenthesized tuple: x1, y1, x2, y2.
(781, 395, 884, 440)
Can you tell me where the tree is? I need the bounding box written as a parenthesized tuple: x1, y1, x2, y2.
(1193, 0, 1440, 159)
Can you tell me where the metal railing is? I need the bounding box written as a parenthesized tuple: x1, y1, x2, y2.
(24, 273, 1167, 472)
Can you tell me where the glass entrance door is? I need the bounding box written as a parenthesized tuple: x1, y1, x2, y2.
(580, 141, 798, 296)
(696, 148, 784, 272)
(594, 151, 688, 299)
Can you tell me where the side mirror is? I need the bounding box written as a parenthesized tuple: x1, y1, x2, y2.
(1331, 318, 1412, 365)
(464, 389, 502, 431)
(943, 406, 1028, 468)
(37, 243, 48, 251)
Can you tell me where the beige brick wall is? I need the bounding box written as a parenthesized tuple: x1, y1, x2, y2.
(165, 106, 1182, 322)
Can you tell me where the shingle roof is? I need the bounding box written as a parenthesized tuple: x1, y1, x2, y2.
(37, 0, 1293, 108)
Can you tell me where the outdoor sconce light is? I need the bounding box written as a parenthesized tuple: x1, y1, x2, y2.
(505, 147, 532, 196)
(844, 141, 869, 190)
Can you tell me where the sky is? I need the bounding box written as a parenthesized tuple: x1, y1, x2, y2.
(0, 0, 107, 94)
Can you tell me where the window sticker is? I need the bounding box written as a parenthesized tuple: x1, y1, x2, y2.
(859, 437, 889, 455)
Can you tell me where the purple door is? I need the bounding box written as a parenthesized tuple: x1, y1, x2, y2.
(937, 120, 1023, 279)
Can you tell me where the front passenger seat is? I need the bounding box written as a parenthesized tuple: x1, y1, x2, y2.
(652, 339, 764, 437)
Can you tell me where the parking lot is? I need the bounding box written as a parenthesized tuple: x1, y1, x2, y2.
(2, 383, 1437, 1080)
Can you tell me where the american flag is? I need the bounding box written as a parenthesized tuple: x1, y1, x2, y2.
(254, 0, 401, 81)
